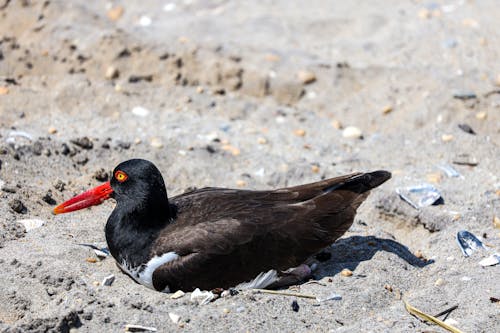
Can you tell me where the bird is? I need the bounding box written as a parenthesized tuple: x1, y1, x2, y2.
(54, 159, 391, 292)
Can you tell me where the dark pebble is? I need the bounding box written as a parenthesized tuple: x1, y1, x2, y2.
(93, 168, 109, 181)
(128, 74, 153, 83)
(42, 190, 56, 205)
(61, 143, 70, 155)
(453, 92, 477, 100)
(2, 186, 17, 193)
(71, 137, 93, 149)
(206, 145, 216, 154)
(229, 288, 239, 296)
(9, 199, 27, 213)
(31, 141, 43, 155)
(458, 123, 476, 135)
(54, 180, 66, 192)
(74, 155, 88, 165)
(101, 143, 110, 149)
(82, 312, 93, 320)
(291, 300, 300, 312)
(116, 141, 131, 150)
(116, 48, 131, 58)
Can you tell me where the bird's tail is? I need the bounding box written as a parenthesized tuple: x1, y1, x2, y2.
(322, 170, 391, 195)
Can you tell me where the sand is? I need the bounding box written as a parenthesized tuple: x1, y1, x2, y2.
(0, 1, 499, 332)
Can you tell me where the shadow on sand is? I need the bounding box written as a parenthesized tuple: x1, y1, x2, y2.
(313, 235, 433, 280)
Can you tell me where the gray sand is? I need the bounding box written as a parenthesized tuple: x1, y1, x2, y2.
(0, 1, 499, 332)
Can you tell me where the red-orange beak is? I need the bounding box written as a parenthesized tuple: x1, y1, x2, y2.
(53, 181, 113, 215)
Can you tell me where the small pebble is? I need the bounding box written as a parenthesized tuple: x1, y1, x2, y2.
(494, 74, 500, 87)
(291, 300, 300, 312)
(311, 165, 320, 173)
(163, 3, 176, 11)
(168, 313, 181, 324)
(342, 126, 363, 139)
(493, 216, 500, 229)
(381, 105, 393, 114)
(426, 173, 442, 184)
(297, 70, 316, 84)
(221, 144, 240, 156)
(265, 53, 280, 62)
(132, 106, 150, 117)
(93, 168, 109, 181)
(257, 137, 268, 144)
(0, 86, 9, 95)
(150, 138, 163, 149)
(170, 290, 185, 299)
(441, 134, 453, 142)
(340, 268, 353, 277)
(107, 5, 124, 21)
(71, 137, 93, 149)
(223, 308, 230, 314)
(86, 257, 98, 263)
(414, 250, 424, 259)
(102, 275, 115, 286)
(418, 8, 431, 19)
(138, 16, 152, 27)
(9, 199, 26, 214)
(48, 127, 57, 134)
(105, 66, 120, 80)
(18, 219, 45, 231)
(331, 119, 342, 129)
(434, 278, 445, 286)
(475, 111, 487, 120)
(458, 123, 476, 135)
(294, 129, 306, 137)
(236, 180, 247, 187)
(462, 18, 479, 28)
(453, 92, 476, 100)
(196, 86, 204, 94)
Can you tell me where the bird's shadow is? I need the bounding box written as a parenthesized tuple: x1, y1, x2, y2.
(312, 235, 433, 280)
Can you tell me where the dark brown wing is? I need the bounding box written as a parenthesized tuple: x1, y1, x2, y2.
(151, 171, 391, 291)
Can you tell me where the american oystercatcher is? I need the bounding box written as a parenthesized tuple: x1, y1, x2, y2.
(54, 159, 390, 292)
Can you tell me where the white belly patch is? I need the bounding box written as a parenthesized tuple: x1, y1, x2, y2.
(119, 252, 179, 290)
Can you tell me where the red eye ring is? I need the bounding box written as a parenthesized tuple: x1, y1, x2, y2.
(114, 170, 128, 183)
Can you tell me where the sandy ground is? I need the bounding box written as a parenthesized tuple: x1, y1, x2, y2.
(0, 0, 499, 332)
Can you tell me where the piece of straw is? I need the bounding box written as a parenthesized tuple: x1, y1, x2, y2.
(403, 299, 464, 333)
(253, 289, 317, 299)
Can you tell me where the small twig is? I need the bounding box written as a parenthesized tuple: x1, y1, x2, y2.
(403, 299, 464, 333)
(484, 89, 500, 98)
(303, 280, 327, 287)
(253, 289, 317, 299)
(433, 304, 458, 320)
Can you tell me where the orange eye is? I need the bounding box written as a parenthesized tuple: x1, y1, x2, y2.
(114, 170, 128, 183)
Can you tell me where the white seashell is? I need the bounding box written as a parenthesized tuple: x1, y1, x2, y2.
(190, 288, 214, 305)
(102, 275, 115, 286)
(132, 106, 150, 117)
(478, 254, 500, 267)
(342, 126, 363, 139)
(17, 219, 45, 232)
(170, 290, 185, 299)
(168, 312, 181, 324)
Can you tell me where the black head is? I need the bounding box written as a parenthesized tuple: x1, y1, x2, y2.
(110, 159, 170, 223)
